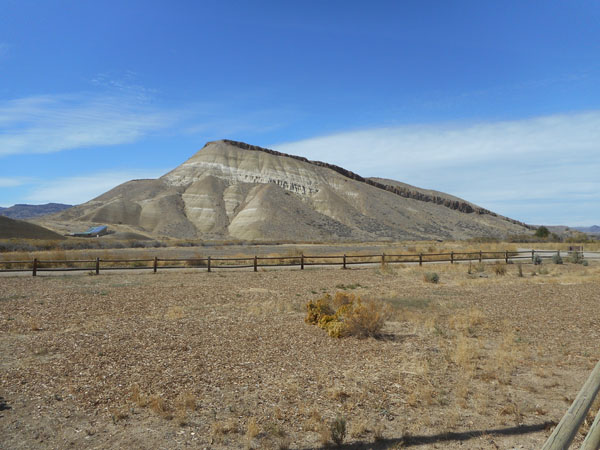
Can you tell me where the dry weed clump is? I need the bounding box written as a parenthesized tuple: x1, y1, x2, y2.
(130, 385, 187, 421)
(318, 422, 331, 447)
(176, 391, 197, 411)
(245, 417, 260, 440)
(453, 335, 480, 376)
(373, 423, 385, 441)
(185, 252, 206, 267)
(212, 418, 239, 443)
(148, 395, 171, 418)
(448, 308, 485, 337)
(29, 318, 42, 331)
(110, 407, 130, 424)
(130, 384, 147, 407)
(305, 292, 391, 338)
(349, 418, 371, 438)
(263, 423, 290, 449)
(493, 263, 507, 276)
(480, 327, 521, 385)
(302, 409, 323, 432)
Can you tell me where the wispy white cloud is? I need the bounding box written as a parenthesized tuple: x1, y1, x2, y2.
(0, 89, 290, 158)
(0, 177, 29, 187)
(274, 112, 600, 225)
(24, 169, 167, 205)
(0, 94, 180, 157)
(90, 71, 158, 102)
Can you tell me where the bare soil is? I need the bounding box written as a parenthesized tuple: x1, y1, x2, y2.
(1, 261, 599, 449)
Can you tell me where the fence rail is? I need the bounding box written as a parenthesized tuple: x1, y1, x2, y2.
(0, 249, 598, 276)
(542, 360, 600, 449)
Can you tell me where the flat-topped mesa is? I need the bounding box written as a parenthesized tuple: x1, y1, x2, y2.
(211, 140, 530, 227)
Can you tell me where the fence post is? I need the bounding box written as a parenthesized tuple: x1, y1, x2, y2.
(581, 407, 600, 449)
(381, 253, 385, 268)
(95, 257, 100, 275)
(207, 256, 211, 272)
(505, 251, 509, 264)
(532, 249, 535, 263)
(32, 258, 37, 277)
(343, 254, 346, 269)
(153, 257, 158, 273)
(254, 256, 258, 272)
(301, 254, 304, 270)
(479, 250, 482, 263)
(451, 251, 454, 264)
(542, 360, 600, 450)
(419, 253, 423, 266)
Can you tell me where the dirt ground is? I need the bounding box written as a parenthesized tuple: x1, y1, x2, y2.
(1, 260, 599, 449)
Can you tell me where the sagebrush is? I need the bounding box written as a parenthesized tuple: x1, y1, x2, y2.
(423, 272, 439, 283)
(305, 292, 391, 338)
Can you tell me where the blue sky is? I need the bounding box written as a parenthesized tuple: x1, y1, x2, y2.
(1, 1, 599, 225)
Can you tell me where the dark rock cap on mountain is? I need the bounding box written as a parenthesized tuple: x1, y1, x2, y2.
(50, 140, 532, 241)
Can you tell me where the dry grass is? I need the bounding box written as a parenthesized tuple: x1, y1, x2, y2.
(164, 305, 185, 320)
(1, 261, 599, 449)
(176, 391, 197, 411)
(211, 418, 239, 443)
(245, 416, 260, 440)
(493, 262, 507, 276)
(349, 418, 371, 438)
(130, 384, 147, 407)
(148, 395, 170, 417)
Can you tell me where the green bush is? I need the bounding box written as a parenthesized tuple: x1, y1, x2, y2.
(568, 252, 583, 264)
(533, 254, 543, 265)
(331, 416, 347, 446)
(535, 226, 550, 239)
(423, 272, 439, 283)
(551, 253, 563, 264)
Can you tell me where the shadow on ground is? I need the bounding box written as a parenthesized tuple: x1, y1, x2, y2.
(299, 421, 556, 449)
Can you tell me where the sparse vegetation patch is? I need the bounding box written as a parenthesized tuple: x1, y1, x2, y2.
(305, 292, 392, 338)
(2, 258, 600, 449)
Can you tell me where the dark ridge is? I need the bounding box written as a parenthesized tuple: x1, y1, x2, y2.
(0, 203, 73, 220)
(0, 216, 66, 240)
(209, 140, 532, 229)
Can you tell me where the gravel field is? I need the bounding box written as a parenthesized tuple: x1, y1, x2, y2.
(1, 261, 599, 449)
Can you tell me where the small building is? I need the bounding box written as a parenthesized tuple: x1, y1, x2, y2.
(71, 225, 109, 238)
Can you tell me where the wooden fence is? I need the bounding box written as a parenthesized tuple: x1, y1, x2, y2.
(542, 360, 600, 449)
(0, 249, 597, 276)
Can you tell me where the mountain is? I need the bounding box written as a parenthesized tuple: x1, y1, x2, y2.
(50, 140, 532, 241)
(0, 203, 72, 220)
(0, 216, 65, 240)
(573, 225, 600, 234)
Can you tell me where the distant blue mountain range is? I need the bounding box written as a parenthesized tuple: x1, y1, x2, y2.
(0, 203, 72, 220)
(573, 225, 600, 234)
